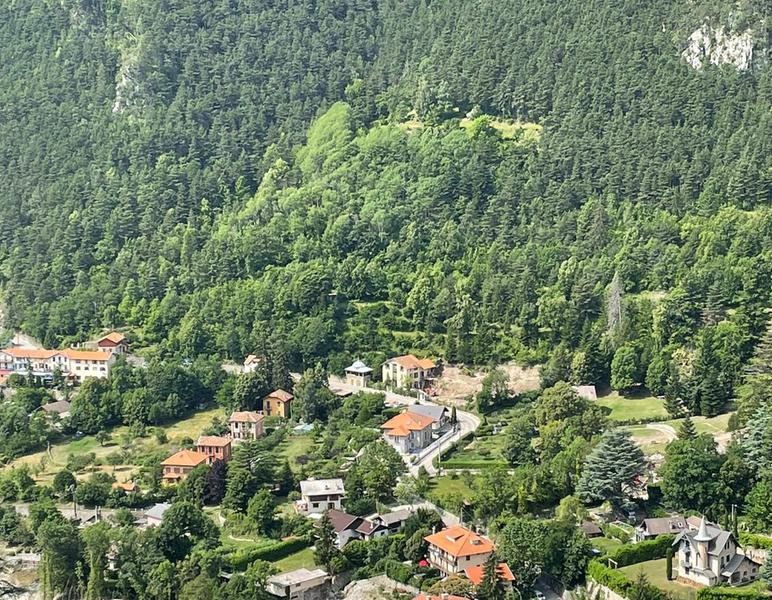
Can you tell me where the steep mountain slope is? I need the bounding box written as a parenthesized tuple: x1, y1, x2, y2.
(0, 0, 770, 406)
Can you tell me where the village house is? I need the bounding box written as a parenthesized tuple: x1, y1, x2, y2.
(195, 436, 232, 465)
(405, 403, 448, 431)
(94, 332, 129, 354)
(266, 568, 329, 600)
(243, 354, 263, 374)
(323, 507, 418, 548)
(144, 503, 171, 528)
(581, 521, 603, 538)
(635, 514, 687, 542)
(0, 346, 116, 382)
(298, 478, 345, 514)
(161, 449, 208, 484)
(425, 526, 495, 575)
(111, 481, 139, 493)
(229, 411, 265, 442)
(381, 355, 436, 390)
(674, 517, 762, 587)
(344, 360, 372, 387)
(39, 400, 71, 420)
(263, 389, 293, 418)
(381, 410, 435, 454)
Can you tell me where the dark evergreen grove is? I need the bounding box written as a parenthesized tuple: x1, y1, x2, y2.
(0, 0, 770, 415)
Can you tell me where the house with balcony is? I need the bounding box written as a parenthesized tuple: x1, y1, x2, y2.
(424, 526, 495, 575)
(674, 516, 761, 587)
(195, 436, 232, 465)
(229, 411, 265, 442)
(381, 355, 435, 390)
(161, 449, 208, 484)
(344, 360, 372, 387)
(381, 410, 434, 454)
(298, 478, 345, 514)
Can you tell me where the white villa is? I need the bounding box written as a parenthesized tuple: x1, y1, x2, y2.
(0, 347, 116, 382)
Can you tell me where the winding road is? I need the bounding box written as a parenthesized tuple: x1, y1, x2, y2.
(328, 376, 481, 476)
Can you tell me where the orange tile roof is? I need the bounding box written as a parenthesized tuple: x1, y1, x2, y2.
(196, 436, 231, 447)
(381, 411, 435, 436)
(387, 354, 436, 370)
(63, 349, 113, 361)
(161, 449, 208, 467)
(463, 562, 514, 586)
(229, 411, 264, 423)
(265, 389, 293, 403)
(112, 481, 139, 492)
(424, 526, 495, 558)
(99, 331, 126, 344)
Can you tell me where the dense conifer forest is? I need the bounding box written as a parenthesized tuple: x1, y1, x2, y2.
(0, 0, 770, 416)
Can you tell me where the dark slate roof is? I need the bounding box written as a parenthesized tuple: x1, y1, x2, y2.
(326, 509, 360, 534)
(406, 404, 446, 422)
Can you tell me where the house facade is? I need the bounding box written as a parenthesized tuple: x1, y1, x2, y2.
(381, 410, 434, 453)
(344, 360, 372, 387)
(195, 436, 232, 465)
(0, 347, 115, 382)
(161, 449, 208, 484)
(263, 389, 293, 418)
(674, 517, 761, 587)
(381, 355, 435, 389)
(95, 332, 129, 354)
(425, 526, 495, 575)
(229, 411, 265, 441)
(266, 568, 329, 600)
(298, 479, 345, 514)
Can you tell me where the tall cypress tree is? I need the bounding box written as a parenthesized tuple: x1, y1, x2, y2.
(477, 552, 505, 600)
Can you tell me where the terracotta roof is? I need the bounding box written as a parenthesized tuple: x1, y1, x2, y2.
(464, 562, 514, 586)
(161, 449, 208, 467)
(98, 331, 126, 344)
(265, 389, 293, 403)
(1, 348, 59, 359)
(381, 411, 435, 436)
(386, 354, 436, 370)
(63, 349, 113, 361)
(112, 481, 139, 492)
(229, 411, 264, 423)
(414, 594, 470, 600)
(424, 526, 495, 558)
(196, 436, 231, 448)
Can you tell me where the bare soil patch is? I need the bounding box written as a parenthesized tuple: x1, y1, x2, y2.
(434, 362, 540, 406)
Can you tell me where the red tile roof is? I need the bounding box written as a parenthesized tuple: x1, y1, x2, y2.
(424, 526, 495, 558)
(387, 354, 436, 370)
(381, 411, 435, 437)
(265, 389, 293, 403)
(161, 449, 208, 467)
(63, 349, 113, 361)
(98, 331, 126, 344)
(229, 411, 264, 423)
(196, 436, 232, 448)
(463, 562, 514, 586)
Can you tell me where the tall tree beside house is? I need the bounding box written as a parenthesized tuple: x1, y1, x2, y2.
(576, 429, 645, 506)
(223, 442, 278, 511)
(313, 512, 340, 573)
(293, 364, 337, 422)
(203, 459, 227, 505)
(477, 552, 505, 600)
(660, 435, 723, 517)
(37, 517, 81, 600)
(233, 369, 272, 412)
(82, 522, 111, 600)
(744, 474, 772, 531)
(610, 344, 639, 393)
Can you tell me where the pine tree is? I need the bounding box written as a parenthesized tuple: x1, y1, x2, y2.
(314, 512, 340, 572)
(679, 415, 697, 440)
(663, 362, 685, 418)
(477, 552, 505, 600)
(576, 429, 645, 506)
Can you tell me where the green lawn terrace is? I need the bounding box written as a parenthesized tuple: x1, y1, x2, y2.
(619, 558, 699, 600)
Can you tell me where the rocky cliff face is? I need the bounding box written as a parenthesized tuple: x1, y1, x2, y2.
(682, 22, 757, 70)
(681, 23, 766, 71)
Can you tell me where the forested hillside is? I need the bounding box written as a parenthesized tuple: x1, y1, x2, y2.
(1, 0, 771, 416)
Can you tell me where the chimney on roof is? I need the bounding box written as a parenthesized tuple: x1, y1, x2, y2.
(441, 594, 449, 600)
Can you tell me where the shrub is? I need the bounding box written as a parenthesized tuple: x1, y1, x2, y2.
(697, 588, 769, 600)
(739, 532, 772, 550)
(602, 535, 675, 566)
(224, 537, 310, 570)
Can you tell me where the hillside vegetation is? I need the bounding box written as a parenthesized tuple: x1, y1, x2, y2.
(0, 0, 770, 418)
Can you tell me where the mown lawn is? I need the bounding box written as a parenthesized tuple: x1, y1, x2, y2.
(276, 436, 315, 472)
(664, 413, 732, 434)
(272, 547, 316, 572)
(591, 536, 624, 555)
(427, 474, 476, 504)
(595, 392, 667, 421)
(619, 559, 698, 600)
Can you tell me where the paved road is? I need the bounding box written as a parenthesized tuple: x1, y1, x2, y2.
(328, 377, 480, 476)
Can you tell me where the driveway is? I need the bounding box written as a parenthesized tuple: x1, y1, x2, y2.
(328, 377, 480, 476)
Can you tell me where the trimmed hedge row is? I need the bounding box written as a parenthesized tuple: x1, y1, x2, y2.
(697, 588, 769, 600)
(441, 459, 508, 470)
(225, 537, 310, 570)
(432, 431, 475, 468)
(588, 560, 667, 600)
(739, 532, 772, 550)
(602, 535, 675, 567)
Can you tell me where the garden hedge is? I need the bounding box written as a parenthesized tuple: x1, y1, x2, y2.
(602, 535, 675, 567)
(697, 588, 769, 600)
(224, 537, 310, 570)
